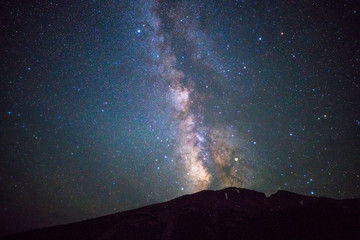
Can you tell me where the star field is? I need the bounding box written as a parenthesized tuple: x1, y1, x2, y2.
(1, 0, 359, 236)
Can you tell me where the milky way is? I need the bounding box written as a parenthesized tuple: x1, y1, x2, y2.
(145, 1, 259, 192)
(1, 0, 359, 236)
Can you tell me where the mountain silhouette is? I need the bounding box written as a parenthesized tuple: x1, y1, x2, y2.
(2, 187, 360, 240)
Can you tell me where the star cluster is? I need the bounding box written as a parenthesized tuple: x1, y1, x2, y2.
(1, 0, 359, 236)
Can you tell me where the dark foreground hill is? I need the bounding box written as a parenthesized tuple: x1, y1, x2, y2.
(2, 187, 360, 240)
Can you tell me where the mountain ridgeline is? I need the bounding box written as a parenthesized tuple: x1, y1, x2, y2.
(2, 187, 360, 240)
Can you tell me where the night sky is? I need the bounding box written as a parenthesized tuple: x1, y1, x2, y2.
(1, 0, 360, 236)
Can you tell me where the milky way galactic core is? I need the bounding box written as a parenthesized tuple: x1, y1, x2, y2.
(144, 1, 258, 192)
